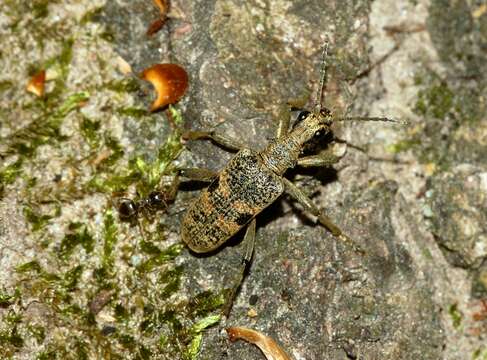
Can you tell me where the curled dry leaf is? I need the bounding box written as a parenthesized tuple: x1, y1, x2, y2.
(226, 327, 292, 360)
(26, 70, 46, 97)
(140, 63, 188, 111)
(147, 0, 169, 36)
(147, 18, 167, 36)
(153, 0, 169, 14)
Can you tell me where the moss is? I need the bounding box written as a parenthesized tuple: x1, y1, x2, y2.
(0, 288, 20, 308)
(472, 347, 487, 360)
(0, 3, 218, 358)
(116, 107, 148, 118)
(23, 204, 55, 232)
(414, 82, 456, 120)
(31, 0, 52, 18)
(0, 80, 13, 92)
(27, 325, 44, 345)
(134, 108, 184, 195)
(0, 74, 210, 359)
(103, 135, 125, 166)
(396, 66, 485, 168)
(7, 91, 89, 159)
(86, 106, 184, 197)
(0, 159, 23, 187)
(59, 223, 95, 259)
(86, 172, 141, 193)
(448, 303, 462, 329)
(79, 117, 101, 147)
(186, 290, 226, 318)
(387, 139, 422, 154)
(137, 243, 183, 273)
(159, 266, 184, 300)
(102, 210, 118, 271)
(185, 315, 221, 360)
(79, 6, 104, 24)
(105, 78, 140, 93)
(15, 260, 42, 273)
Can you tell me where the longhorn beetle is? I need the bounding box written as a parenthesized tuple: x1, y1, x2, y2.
(180, 43, 399, 315)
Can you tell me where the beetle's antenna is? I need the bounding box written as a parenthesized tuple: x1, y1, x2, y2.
(336, 116, 407, 125)
(313, 41, 329, 114)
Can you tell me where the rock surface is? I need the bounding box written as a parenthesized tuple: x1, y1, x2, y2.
(1, 0, 486, 359)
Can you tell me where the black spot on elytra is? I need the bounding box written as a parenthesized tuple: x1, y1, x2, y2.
(207, 177, 220, 192)
(235, 212, 253, 226)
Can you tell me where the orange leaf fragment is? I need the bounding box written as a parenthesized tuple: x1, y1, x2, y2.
(140, 63, 188, 111)
(226, 327, 292, 360)
(153, 0, 169, 14)
(26, 70, 46, 97)
(146, 17, 167, 36)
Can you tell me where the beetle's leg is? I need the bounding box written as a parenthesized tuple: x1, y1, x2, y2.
(222, 218, 256, 318)
(182, 130, 244, 152)
(275, 96, 309, 139)
(276, 105, 291, 139)
(178, 168, 218, 182)
(162, 174, 180, 203)
(282, 178, 364, 254)
(297, 151, 340, 168)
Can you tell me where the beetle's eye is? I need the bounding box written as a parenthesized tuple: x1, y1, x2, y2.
(297, 111, 310, 122)
(320, 108, 331, 117)
(314, 129, 324, 138)
(292, 110, 310, 129)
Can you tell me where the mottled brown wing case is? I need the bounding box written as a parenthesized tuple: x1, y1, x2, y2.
(181, 149, 284, 253)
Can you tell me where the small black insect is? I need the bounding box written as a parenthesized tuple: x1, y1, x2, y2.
(118, 191, 169, 221)
(117, 175, 180, 225)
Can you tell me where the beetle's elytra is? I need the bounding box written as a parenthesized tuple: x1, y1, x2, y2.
(181, 148, 284, 252)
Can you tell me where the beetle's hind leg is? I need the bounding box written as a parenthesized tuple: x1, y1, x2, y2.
(222, 218, 256, 318)
(282, 178, 364, 254)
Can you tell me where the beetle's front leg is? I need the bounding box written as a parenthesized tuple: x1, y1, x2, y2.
(178, 168, 218, 182)
(222, 218, 256, 318)
(182, 130, 244, 152)
(275, 96, 309, 139)
(282, 178, 364, 254)
(297, 149, 341, 168)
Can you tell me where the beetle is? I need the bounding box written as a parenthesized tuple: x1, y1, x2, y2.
(179, 44, 398, 314)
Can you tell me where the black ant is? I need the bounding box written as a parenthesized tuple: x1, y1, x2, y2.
(118, 190, 170, 221)
(115, 176, 180, 238)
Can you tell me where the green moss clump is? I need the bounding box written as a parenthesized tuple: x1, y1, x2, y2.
(0, 159, 23, 186)
(102, 210, 118, 271)
(80, 117, 101, 147)
(59, 223, 95, 260)
(23, 205, 55, 232)
(105, 78, 140, 93)
(117, 107, 148, 118)
(414, 82, 456, 120)
(137, 244, 183, 273)
(448, 303, 462, 329)
(0, 80, 13, 92)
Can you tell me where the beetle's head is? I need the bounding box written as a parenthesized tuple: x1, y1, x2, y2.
(291, 107, 334, 139)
